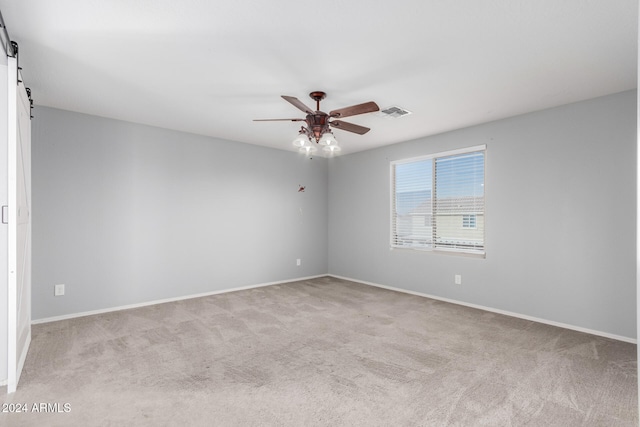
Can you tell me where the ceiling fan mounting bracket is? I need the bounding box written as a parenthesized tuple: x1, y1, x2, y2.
(309, 91, 326, 111)
(309, 91, 326, 102)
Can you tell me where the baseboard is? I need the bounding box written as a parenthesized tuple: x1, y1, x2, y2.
(32, 274, 326, 325)
(329, 274, 637, 344)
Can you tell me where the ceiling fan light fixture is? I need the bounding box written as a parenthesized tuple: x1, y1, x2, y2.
(319, 131, 338, 146)
(292, 130, 311, 147)
(299, 145, 317, 154)
(322, 145, 341, 153)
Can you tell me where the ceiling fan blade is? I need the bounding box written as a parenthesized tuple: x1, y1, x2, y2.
(330, 120, 371, 135)
(282, 96, 315, 114)
(329, 101, 379, 119)
(253, 118, 305, 122)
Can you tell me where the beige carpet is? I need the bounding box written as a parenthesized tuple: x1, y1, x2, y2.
(0, 276, 637, 426)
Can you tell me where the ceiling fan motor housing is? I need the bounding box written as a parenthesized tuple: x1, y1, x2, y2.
(306, 113, 329, 142)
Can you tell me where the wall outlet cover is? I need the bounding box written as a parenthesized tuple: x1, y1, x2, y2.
(54, 284, 65, 296)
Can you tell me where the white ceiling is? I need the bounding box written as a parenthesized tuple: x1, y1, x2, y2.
(0, 1, 637, 156)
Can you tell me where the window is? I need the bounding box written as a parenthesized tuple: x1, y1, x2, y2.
(391, 145, 486, 255)
(462, 214, 477, 229)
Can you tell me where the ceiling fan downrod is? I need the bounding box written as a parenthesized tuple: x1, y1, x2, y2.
(309, 91, 326, 112)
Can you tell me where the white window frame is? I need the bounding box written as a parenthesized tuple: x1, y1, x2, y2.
(390, 145, 486, 256)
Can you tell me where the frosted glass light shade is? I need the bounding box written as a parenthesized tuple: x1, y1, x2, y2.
(299, 145, 317, 154)
(322, 145, 341, 153)
(319, 131, 337, 146)
(292, 133, 310, 147)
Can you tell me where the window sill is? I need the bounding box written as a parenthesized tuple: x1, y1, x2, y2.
(390, 246, 486, 259)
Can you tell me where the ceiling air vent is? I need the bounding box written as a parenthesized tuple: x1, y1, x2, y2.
(380, 106, 412, 118)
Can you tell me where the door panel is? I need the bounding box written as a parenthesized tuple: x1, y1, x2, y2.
(7, 56, 31, 394)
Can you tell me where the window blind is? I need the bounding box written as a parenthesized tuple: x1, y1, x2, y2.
(391, 145, 486, 255)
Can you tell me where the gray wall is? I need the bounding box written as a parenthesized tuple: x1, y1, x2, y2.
(328, 90, 637, 339)
(32, 107, 328, 320)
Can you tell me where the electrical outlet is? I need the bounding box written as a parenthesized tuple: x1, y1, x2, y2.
(454, 275, 462, 285)
(296, 259, 301, 266)
(54, 284, 65, 296)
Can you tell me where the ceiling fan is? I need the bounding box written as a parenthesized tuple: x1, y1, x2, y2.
(254, 91, 379, 152)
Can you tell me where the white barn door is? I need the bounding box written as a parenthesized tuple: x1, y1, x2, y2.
(7, 56, 31, 393)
